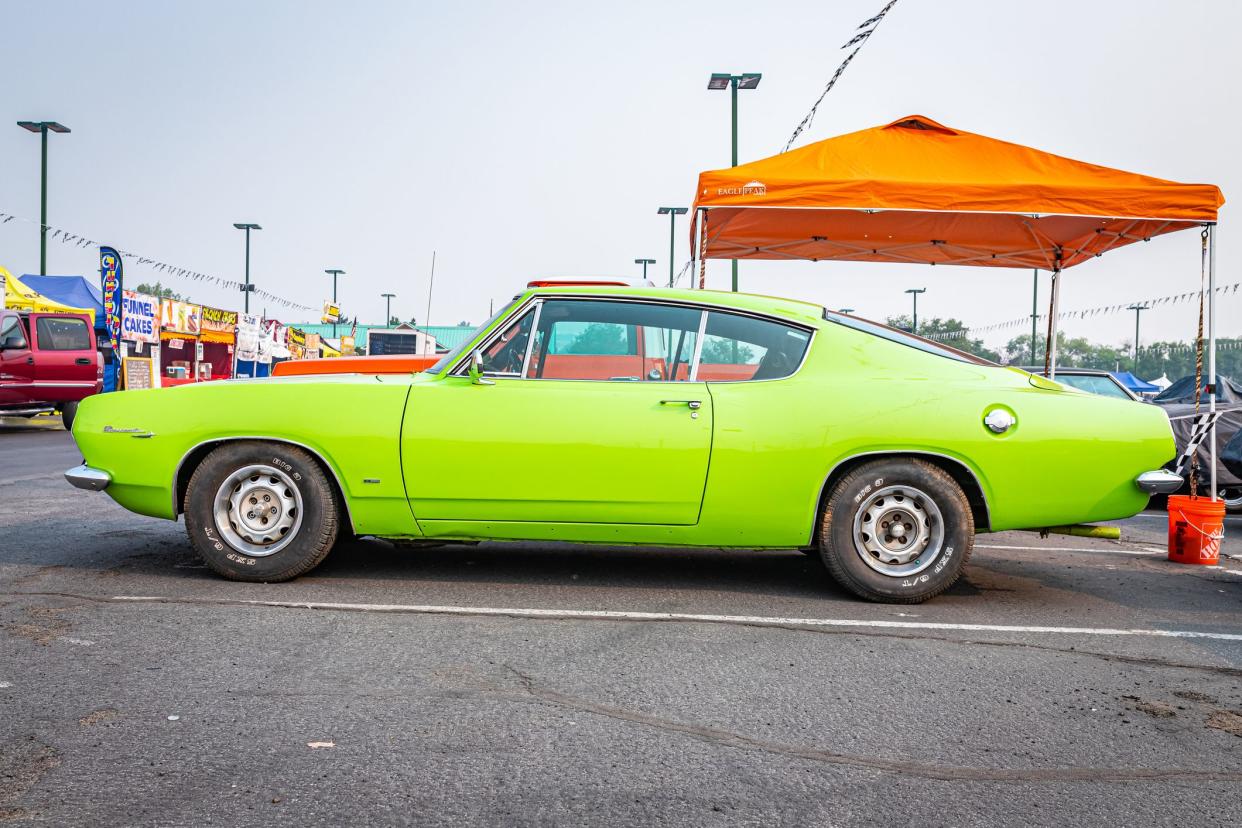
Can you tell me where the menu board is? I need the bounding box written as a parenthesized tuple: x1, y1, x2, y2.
(123, 357, 155, 390)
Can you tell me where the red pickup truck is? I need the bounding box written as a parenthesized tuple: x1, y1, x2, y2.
(0, 309, 102, 429)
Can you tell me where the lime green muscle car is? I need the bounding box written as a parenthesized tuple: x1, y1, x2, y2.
(64, 285, 1181, 603)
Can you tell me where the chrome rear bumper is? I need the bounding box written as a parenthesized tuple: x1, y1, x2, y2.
(1136, 469, 1182, 495)
(65, 464, 110, 491)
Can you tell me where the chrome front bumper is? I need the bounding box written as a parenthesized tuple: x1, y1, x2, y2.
(65, 464, 111, 492)
(1136, 469, 1182, 495)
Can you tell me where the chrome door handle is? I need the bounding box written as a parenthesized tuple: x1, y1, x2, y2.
(660, 399, 701, 410)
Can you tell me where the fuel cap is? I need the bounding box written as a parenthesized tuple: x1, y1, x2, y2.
(984, 408, 1016, 434)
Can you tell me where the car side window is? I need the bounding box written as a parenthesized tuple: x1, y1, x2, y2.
(0, 316, 23, 348)
(478, 306, 536, 376)
(526, 299, 702, 382)
(35, 317, 90, 351)
(697, 312, 811, 382)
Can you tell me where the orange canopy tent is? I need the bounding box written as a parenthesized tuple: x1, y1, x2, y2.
(691, 114, 1226, 492)
(692, 115, 1222, 271)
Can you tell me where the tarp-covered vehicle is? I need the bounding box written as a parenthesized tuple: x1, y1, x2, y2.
(1154, 375, 1242, 511)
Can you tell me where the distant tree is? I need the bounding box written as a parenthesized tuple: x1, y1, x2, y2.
(562, 323, 627, 355)
(135, 282, 182, 300)
(388, 316, 401, 326)
(886, 315, 1001, 362)
(457, 320, 471, 327)
(700, 337, 756, 364)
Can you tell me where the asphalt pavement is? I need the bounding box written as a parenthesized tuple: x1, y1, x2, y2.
(2, 422, 1240, 827)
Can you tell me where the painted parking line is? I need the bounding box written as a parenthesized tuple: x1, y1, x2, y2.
(976, 543, 1162, 556)
(111, 596, 1242, 642)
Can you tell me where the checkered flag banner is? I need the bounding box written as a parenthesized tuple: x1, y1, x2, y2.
(1171, 411, 1224, 476)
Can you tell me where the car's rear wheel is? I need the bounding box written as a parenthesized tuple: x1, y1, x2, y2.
(819, 458, 973, 603)
(1220, 486, 1242, 514)
(184, 441, 339, 581)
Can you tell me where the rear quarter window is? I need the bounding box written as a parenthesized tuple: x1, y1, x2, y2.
(35, 317, 91, 351)
(822, 310, 994, 366)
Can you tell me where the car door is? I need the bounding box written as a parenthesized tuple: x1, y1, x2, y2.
(402, 297, 713, 525)
(28, 313, 98, 403)
(0, 314, 35, 405)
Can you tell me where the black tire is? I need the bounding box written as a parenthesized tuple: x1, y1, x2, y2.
(60, 401, 78, 430)
(819, 458, 973, 603)
(184, 441, 339, 582)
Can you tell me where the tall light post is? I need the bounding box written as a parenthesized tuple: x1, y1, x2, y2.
(1127, 302, 1150, 371)
(381, 292, 396, 326)
(905, 288, 927, 334)
(325, 269, 345, 337)
(232, 223, 261, 313)
(17, 120, 71, 276)
(634, 258, 656, 283)
(707, 72, 760, 292)
(656, 207, 688, 287)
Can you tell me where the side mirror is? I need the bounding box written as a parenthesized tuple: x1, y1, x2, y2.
(468, 349, 495, 386)
(0, 335, 28, 351)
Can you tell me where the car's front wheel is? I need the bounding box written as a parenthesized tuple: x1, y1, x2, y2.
(184, 441, 339, 581)
(819, 458, 974, 603)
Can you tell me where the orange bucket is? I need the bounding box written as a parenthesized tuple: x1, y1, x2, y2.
(1167, 495, 1225, 565)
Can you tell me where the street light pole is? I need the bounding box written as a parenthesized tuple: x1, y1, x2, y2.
(17, 121, 71, 275)
(656, 207, 688, 287)
(1127, 303, 1150, 371)
(905, 288, 927, 335)
(708, 73, 760, 292)
(634, 258, 656, 283)
(381, 293, 396, 326)
(325, 269, 345, 337)
(232, 223, 262, 313)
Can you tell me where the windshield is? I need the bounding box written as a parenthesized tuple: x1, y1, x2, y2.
(1055, 373, 1133, 400)
(821, 310, 995, 366)
(424, 298, 519, 374)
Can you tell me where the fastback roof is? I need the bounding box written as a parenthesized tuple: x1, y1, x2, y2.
(692, 115, 1224, 270)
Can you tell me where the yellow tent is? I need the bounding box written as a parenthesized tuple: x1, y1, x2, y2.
(1, 266, 96, 324)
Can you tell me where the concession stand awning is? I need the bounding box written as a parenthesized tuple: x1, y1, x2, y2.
(691, 114, 1225, 491)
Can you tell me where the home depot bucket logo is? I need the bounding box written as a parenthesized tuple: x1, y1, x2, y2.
(716, 180, 767, 196)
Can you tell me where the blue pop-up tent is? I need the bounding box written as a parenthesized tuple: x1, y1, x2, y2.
(1111, 371, 1161, 394)
(20, 275, 105, 328)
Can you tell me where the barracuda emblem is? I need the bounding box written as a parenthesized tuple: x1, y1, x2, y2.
(103, 425, 155, 438)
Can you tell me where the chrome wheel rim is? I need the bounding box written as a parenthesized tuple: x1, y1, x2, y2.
(851, 485, 944, 577)
(1220, 488, 1242, 509)
(212, 464, 303, 557)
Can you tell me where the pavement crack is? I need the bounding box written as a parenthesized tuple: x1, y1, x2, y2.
(494, 665, 1242, 784)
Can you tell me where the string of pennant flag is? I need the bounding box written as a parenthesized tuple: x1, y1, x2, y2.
(783, 0, 901, 153)
(0, 210, 317, 313)
(923, 282, 1242, 342)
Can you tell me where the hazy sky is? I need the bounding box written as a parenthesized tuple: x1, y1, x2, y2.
(3, 0, 1237, 349)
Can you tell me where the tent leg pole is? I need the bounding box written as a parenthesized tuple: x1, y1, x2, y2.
(690, 209, 700, 290)
(1044, 264, 1062, 380)
(1209, 223, 1217, 500)
(697, 208, 708, 291)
